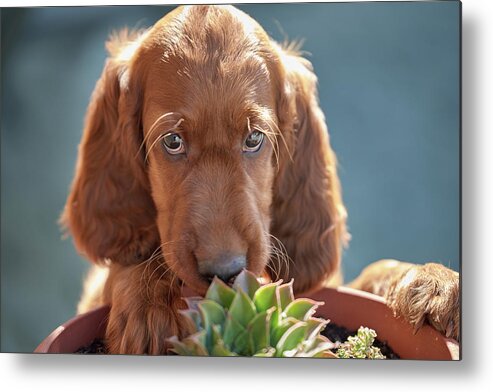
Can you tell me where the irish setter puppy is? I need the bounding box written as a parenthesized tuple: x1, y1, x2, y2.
(62, 5, 459, 354)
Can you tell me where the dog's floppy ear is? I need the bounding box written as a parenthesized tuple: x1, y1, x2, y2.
(269, 47, 348, 294)
(61, 41, 159, 265)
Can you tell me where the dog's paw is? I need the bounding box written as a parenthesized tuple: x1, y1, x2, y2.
(105, 302, 188, 355)
(386, 263, 460, 340)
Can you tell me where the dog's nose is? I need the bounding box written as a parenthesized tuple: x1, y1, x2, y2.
(198, 254, 246, 285)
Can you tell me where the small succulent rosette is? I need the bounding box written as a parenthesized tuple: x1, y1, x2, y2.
(167, 270, 337, 357)
(336, 327, 385, 359)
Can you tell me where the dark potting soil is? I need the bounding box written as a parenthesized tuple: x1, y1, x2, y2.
(76, 323, 399, 358)
(75, 338, 107, 354)
(321, 323, 400, 359)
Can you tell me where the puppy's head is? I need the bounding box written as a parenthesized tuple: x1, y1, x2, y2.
(62, 5, 347, 295)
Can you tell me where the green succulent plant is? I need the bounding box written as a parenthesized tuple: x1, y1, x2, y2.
(167, 270, 337, 357)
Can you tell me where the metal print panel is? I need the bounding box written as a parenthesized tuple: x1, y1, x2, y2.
(1, 2, 461, 359)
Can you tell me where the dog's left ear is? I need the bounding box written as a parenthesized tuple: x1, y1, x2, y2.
(269, 47, 349, 294)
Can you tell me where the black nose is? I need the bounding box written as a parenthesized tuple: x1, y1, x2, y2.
(198, 254, 246, 285)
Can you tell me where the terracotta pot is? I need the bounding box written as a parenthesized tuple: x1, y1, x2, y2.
(35, 286, 459, 359)
(310, 286, 459, 360)
(35, 305, 109, 354)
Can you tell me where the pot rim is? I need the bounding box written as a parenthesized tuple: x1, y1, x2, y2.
(35, 286, 459, 359)
(310, 286, 459, 360)
(34, 305, 109, 354)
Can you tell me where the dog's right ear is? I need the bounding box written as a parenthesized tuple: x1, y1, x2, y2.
(266, 43, 349, 295)
(61, 41, 159, 265)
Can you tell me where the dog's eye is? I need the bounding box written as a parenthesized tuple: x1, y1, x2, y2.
(243, 130, 264, 153)
(162, 133, 185, 155)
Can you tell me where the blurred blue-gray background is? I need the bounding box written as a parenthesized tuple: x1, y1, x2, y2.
(1, 2, 460, 353)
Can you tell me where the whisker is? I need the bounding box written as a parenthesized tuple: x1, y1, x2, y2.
(144, 134, 165, 162)
(135, 112, 180, 159)
(271, 249, 286, 281)
(167, 268, 179, 305)
(140, 255, 160, 298)
(264, 116, 293, 166)
(144, 261, 164, 301)
(152, 263, 175, 304)
(144, 118, 185, 162)
(265, 262, 279, 282)
(265, 232, 293, 281)
(138, 239, 182, 302)
(254, 124, 281, 168)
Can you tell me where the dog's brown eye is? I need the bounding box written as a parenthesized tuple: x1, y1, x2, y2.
(243, 131, 264, 152)
(162, 133, 185, 155)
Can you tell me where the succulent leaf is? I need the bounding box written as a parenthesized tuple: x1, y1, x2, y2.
(283, 298, 322, 320)
(247, 309, 273, 353)
(253, 282, 280, 312)
(211, 342, 237, 356)
(178, 309, 202, 333)
(304, 335, 335, 353)
(183, 296, 203, 312)
(209, 324, 223, 349)
(304, 318, 330, 346)
(210, 325, 236, 356)
(205, 277, 236, 309)
(278, 280, 294, 310)
(198, 300, 226, 331)
(167, 336, 194, 356)
(233, 270, 260, 299)
(305, 343, 338, 358)
(233, 330, 249, 354)
(275, 322, 307, 357)
(270, 307, 280, 331)
(182, 331, 209, 356)
(222, 313, 245, 349)
(187, 330, 207, 347)
(253, 347, 276, 357)
(271, 316, 298, 347)
(228, 288, 257, 327)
